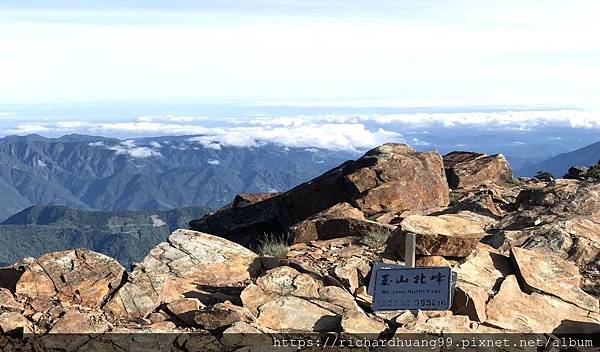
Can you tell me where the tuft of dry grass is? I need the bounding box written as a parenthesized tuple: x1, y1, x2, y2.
(257, 233, 289, 260)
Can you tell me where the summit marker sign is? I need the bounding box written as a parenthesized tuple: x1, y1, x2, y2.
(371, 265, 454, 311)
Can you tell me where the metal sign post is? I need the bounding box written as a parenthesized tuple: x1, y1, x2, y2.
(405, 233, 416, 268)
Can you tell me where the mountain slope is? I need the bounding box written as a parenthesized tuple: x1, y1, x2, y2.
(0, 205, 209, 268)
(0, 134, 356, 220)
(518, 141, 600, 177)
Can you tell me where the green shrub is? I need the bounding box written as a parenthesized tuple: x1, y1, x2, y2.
(359, 228, 391, 249)
(257, 233, 289, 260)
(535, 171, 555, 182)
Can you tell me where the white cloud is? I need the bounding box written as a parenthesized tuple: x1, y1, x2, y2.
(149, 141, 162, 148)
(188, 123, 401, 152)
(88, 141, 104, 147)
(108, 140, 162, 158)
(207, 159, 220, 165)
(6, 123, 55, 134)
(410, 138, 431, 147)
(204, 143, 221, 150)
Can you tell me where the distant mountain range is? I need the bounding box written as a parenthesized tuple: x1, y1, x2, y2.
(518, 141, 600, 177)
(0, 205, 209, 268)
(0, 134, 355, 221)
(1, 133, 598, 268)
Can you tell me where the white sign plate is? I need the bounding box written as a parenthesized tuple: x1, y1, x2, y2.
(371, 266, 454, 311)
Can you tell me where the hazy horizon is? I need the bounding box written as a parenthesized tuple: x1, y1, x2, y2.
(2, 0, 600, 110)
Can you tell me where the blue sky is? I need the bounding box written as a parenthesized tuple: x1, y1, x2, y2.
(1, 0, 600, 109)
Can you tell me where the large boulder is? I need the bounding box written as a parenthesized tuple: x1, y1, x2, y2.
(496, 181, 600, 295)
(512, 180, 599, 219)
(443, 151, 513, 189)
(15, 249, 125, 310)
(190, 144, 449, 247)
(104, 229, 260, 319)
(564, 166, 589, 180)
(390, 214, 486, 257)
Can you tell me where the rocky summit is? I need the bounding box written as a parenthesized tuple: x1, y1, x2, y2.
(1, 143, 600, 351)
(190, 143, 450, 247)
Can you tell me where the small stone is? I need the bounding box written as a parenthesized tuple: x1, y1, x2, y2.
(148, 312, 168, 324)
(341, 310, 386, 334)
(0, 288, 23, 313)
(0, 312, 32, 334)
(194, 304, 246, 331)
(167, 298, 204, 326)
(395, 311, 416, 326)
(415, 256, 450, 267)
(331, 257, 371, 294)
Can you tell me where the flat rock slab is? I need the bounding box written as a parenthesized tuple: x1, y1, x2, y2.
(511, 246, 599, 312)
(105, 229, 260, 319)
(256, 296, 341, 332)
(486, 275, 600, 333)
(49, 310, 109, 334)
(452, 244, 512, 322)
(395, 214, 486, 257)
(15, 249, 125, 310)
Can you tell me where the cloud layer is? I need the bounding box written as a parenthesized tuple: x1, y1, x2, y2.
(5, 109, 600, 154)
